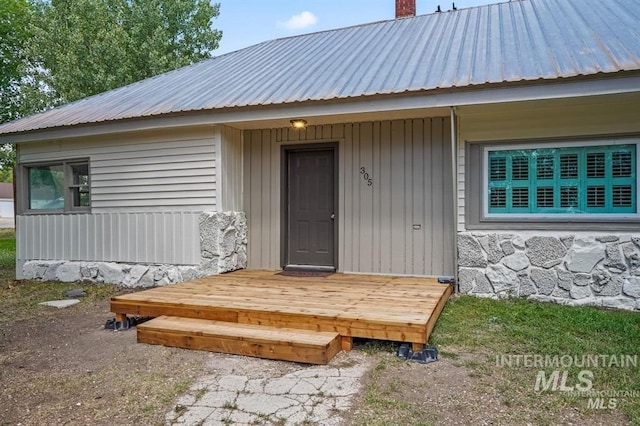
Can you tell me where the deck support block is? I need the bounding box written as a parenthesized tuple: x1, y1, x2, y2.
(341, 336, 353, 351)
(412, 342, 424, 352)
(115, 313, 127, 322)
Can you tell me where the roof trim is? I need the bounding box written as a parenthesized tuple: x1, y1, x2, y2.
(3, 73, 639, 144)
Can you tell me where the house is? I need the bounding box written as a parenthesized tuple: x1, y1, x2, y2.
(0, 182, 15, 219)
(0, 0, 639, 310)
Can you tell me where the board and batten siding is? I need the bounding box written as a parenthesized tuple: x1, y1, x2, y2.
(18, 126, 218, 212)
(17, 212, 201, 265)
(218, 125, 243, 211)
(243, 119, 455, 277)
(456, 95, 640, 231)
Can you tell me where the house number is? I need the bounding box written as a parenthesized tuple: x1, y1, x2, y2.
(360, 167, 373, 186)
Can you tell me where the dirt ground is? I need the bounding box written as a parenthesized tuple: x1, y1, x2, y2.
(0, 286, 633, 426)
(0, 296, 211, 426)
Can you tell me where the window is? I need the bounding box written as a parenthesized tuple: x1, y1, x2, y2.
(23, 160, 90, 212)
(486, 144, 637, 215)
(69, 163, 90, 208)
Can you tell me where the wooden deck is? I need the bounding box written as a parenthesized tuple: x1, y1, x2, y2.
(111, 270, 452, 363)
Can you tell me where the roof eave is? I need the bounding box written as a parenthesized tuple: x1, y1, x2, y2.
(2, 72, 640, 145)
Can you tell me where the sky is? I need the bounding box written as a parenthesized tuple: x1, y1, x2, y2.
(214, 0, 498, 55)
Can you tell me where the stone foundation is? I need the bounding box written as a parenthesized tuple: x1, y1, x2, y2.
(458, 232, 640, 311)
(21, 211, 248, 287)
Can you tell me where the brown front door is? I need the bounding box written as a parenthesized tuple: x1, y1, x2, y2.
(285, 147, 335, 270)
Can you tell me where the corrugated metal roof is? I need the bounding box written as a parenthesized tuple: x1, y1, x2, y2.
(2, 0, 640, 135)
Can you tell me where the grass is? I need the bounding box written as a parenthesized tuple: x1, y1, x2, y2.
(0, 277, 122, 323)
(356, 339, 398, 355)
(356, 295, 640, 425)
(0, 228, 124, 323)
(222, 400, 238, 410)
(194, 387, 207, 401)
(431, 295, 640, 422)
(0, 228, 15, 269)
(355, 356, 435, 426)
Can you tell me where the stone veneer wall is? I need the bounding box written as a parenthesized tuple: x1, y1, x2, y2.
(458, 232, 640, 311)
(21, 212, 247, 288)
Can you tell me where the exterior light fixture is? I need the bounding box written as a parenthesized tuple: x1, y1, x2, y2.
(290, 119, 307, 129)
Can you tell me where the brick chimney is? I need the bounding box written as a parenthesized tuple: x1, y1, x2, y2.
(396, 0, 416, 18)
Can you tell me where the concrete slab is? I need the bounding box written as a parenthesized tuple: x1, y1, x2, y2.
(169, 350, 372, 425)
(39, 299, 80, 308)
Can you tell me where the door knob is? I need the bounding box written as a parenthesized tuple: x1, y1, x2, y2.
(330, 213, 335, 220)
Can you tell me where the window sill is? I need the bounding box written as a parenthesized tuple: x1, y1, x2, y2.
(467, 216, 640, 231)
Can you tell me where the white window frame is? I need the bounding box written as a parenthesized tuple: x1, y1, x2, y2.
(482, 139, 640, 220)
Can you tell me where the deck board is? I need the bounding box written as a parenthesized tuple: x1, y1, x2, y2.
(138, 316, 341, 364)
(111, 270, 452, 345)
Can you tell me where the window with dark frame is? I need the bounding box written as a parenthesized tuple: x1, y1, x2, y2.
(24, 160, 90, 212)
(487, 144, 637, 214)
(69, 163, 90, 209)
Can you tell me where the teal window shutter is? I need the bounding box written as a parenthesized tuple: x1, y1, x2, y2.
(488, 144, 636, 214)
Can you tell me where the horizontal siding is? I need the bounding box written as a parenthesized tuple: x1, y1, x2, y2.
(18, 127, 218, 212)
(244, 119, 454, 277)
(457, 96, 640, 229)
(458, 96, 640, 143)
(91, 175, 215, 187)
(92, 183, 215, 194)
(90, 166, 215, 181)
(17, 212, 200, 265)
(90, 198, 214, 207)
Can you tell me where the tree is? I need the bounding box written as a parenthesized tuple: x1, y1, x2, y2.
(0, 0, 33, 124)
(30, 0, 222, 103)
(0, 0, 222, 180)
(0, 0, 34, 180)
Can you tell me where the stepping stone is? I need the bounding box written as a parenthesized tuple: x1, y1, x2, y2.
(39, 299, 80, 308)
(64, 288, 87, 298)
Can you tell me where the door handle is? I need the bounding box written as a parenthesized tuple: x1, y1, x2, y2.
(330, 213, 335, 220)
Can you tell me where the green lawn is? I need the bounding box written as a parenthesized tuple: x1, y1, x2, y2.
(0, 228, 15, 269)
(357, 296, 640, 425)
(430, 296, 640, 422)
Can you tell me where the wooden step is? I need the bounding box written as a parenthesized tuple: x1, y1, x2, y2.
(137, 316, 341, 365)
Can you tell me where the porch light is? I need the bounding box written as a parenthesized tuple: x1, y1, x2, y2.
(290, 119, 307, 129)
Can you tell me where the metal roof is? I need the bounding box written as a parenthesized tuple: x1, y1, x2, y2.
(2, 0, 640, 135)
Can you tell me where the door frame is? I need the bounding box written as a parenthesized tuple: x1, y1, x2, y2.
(280, 142, 339, 271)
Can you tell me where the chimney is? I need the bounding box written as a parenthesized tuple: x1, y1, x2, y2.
(396, 0, 416, 18)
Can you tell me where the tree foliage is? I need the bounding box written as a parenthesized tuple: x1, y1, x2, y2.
(0, 0, 31, 90)
(30, 0, 222, 103)
(0, 0, 33, 124)
(0, 0, 222, 179)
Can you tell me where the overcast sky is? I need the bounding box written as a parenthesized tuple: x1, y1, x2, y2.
(214, 0, 498, 55)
